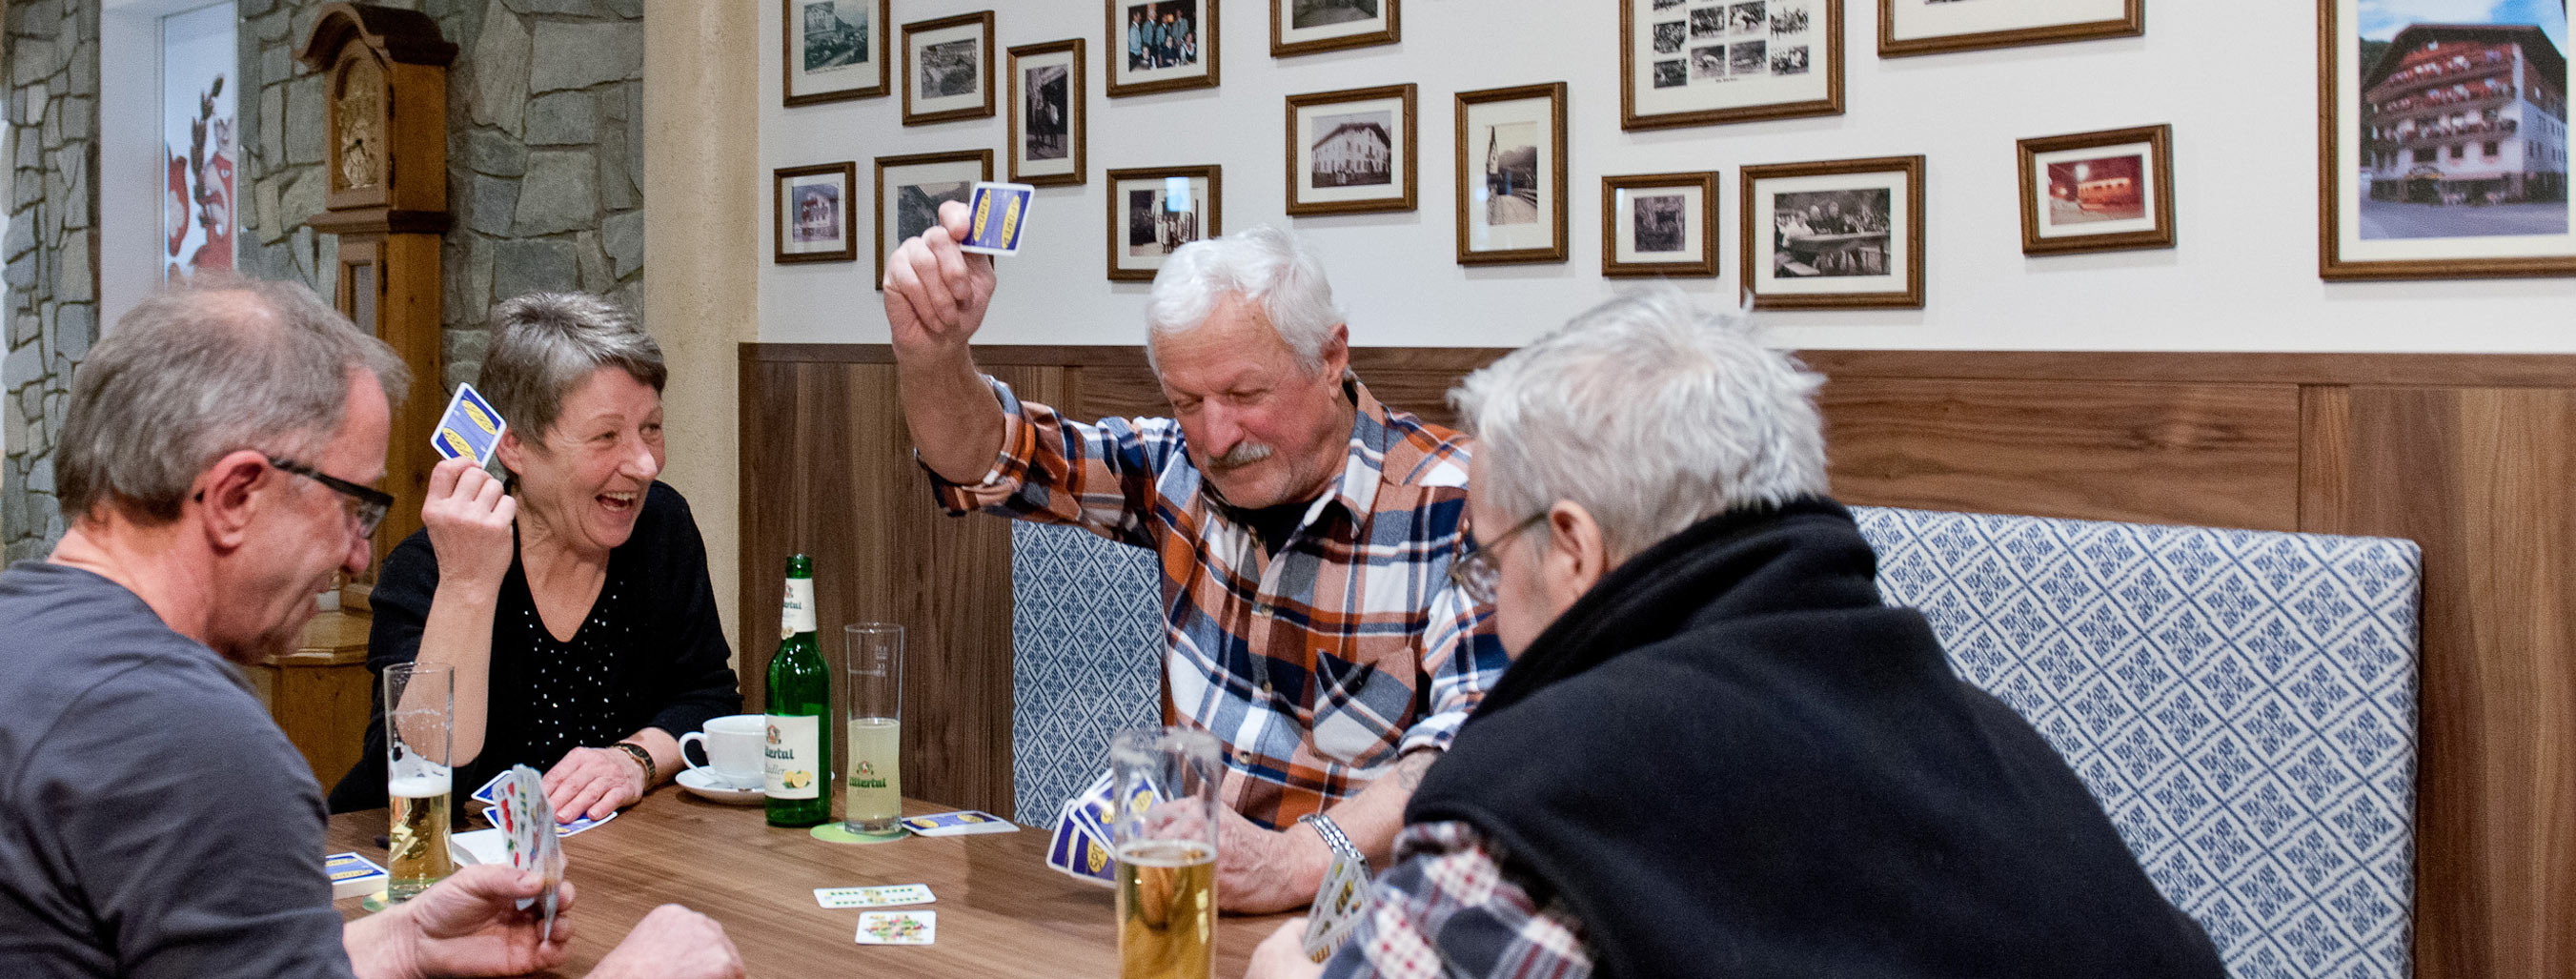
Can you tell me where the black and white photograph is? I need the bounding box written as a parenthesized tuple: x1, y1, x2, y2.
(1288, 85, 1416, 214)
(1624, 0, 1840, 129)
(1107, 166, 1221, 279)
(1603, 171, 1719, 275)
(1653, 0, 1683, 9)
(1455, 82, 1568, 264)
(1114, 0, 1221, 94)
(873, 150, 992, 282)
(1881, 0, 2139, 57)
(1274, 0, 1396, 56)
(1740, 155, 1923, 309)
(782, 0, 888, 106)
(775, 161, 858, 263)
(1008, 39, 1086, 185)
(902, 11, 994, 124)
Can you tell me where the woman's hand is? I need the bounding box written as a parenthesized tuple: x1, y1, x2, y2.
(421, 457, 517, 592)
(543, 746, 646, 822)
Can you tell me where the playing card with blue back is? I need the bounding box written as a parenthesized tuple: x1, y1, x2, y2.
(958, 182, 1035, 256)
(431, 382, 507, 465)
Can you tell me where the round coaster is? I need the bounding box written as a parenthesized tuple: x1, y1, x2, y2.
(359, 890, 394, 912)
(810, 823, 907, 845)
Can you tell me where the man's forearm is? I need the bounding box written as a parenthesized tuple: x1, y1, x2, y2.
(896, 354, 1009, 485)
(1320, 750, 1437, 867)
(342, 904, 419, 979)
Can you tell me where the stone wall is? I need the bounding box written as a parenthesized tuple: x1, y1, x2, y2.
(3, 0, 101, 562)
(238, 0, 642, 392)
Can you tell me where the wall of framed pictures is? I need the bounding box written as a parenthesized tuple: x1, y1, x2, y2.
(759, 0, 2573, 354)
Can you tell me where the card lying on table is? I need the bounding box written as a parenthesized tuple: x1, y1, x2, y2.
(855, 910, 937, 946)
(431, 382, 507, 466)
(958, 182, 1035, 256)
(901, 810, 1019, 836)
(815, 884, 934, 908)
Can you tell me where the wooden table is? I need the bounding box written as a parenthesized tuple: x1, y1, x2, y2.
(330, 795, 1290, 977)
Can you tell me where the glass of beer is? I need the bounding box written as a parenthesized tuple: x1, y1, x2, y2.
(1110, 726, 1221, 979)
(383, 662, 455, 904)
(842, 622, 904, 835)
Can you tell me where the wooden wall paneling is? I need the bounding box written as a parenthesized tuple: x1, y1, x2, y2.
(1815, 377, 2304, 530)
(2297, 385, 2352, 536)
(2345, 387, 2576, 979)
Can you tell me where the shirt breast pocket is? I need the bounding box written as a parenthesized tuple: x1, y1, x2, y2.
(1308, 656, 1414, 768)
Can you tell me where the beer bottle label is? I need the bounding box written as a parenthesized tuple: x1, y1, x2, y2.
(780, 578, 816, 640)
(763, 714, 821, 799)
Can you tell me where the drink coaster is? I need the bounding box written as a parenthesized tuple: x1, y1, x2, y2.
(812, 823, 906, 845)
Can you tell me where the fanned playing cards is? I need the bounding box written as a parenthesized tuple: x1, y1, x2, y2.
(1301, 848, 1370, 962)
(489, 765, 565, 942)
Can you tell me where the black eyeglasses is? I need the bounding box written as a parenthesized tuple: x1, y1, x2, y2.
(267, 456, 394, 539)
(1446, 512, 1549, 606)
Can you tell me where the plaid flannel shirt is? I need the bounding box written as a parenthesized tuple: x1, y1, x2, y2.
(930, 375, 1506, 828)
(1323, 820, 1594, 979)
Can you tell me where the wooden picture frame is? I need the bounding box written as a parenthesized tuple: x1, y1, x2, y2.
(1286, 84, 1417, 215)
(1272, 0, 1397, 57)
(1739, 155, 1925, 309)
(1620, 0, 1842, 131)
(902, 10, 996, 125)
(776, 162, 860, 264)
(2319, 1, 2576, 280)
(782, 0, 890, 106)
(1105, 165, 1222, 281)
(1454, 82, 1570, 265)
(1107, 0, 1220, 97)
(2018, 124, 2175, 255)
(1603, 171, 1720, 277)
(1878, 0, 2141, 58)
(1008, 39, 1087, 186)
(872, 150, 994, 285)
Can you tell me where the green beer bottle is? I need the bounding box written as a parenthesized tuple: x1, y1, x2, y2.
(765, 554, 831, 827)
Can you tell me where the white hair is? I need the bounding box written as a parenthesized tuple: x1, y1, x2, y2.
(1144, 225, 1344, 375)
(1449, 288, 1828, 562)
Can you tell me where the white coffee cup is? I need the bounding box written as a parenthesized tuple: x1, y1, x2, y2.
(679, 714, 766, 789)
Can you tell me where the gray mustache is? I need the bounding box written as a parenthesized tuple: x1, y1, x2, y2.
(1207, 443, 1274, 470)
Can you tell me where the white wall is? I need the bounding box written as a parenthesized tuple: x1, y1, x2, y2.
(761, 0, 2576, 353)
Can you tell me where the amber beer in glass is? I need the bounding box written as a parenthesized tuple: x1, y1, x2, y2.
(1111, 726, 1222, 979)
(383, 662, 455, 903)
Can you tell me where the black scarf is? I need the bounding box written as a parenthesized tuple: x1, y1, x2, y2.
(1408, 499, 2223, 978)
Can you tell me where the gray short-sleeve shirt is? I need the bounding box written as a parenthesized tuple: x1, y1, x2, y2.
(0, 561, 355, 979)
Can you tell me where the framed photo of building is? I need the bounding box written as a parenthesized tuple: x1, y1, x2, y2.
(783, 0, 889, 106)
(1739, 155, 1924, 309)
(902, 11, 995, 125)
(1620, 0, 1842, 131)
(1009, 40, 1086, 186)
(1106, 165, 1222, 280)
(1878, 0, 2140, 58)
(1286, 84, 1416, 215)
(1108, 0, 1219, 97)
(1603, 172, 1720, 276)
(776, 162, 859, 264)
(1273, 0, 1397, 57)
(2017, 124, 2175, 255)
(873, 150, 993, 284)
(2322, 1, 2574, 279)
(1455, 83, 1569, 265)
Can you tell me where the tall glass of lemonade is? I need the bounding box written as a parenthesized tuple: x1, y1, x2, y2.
(842, 622, 904, 835)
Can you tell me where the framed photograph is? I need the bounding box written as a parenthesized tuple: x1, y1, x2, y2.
(782, 0, 889, 106)
(873, 150, 994, 284)
(1603, 172, 1720, 277)
(1878, 0, 2141, 57)
(1286, 84, 1417, 215)
(1108, 0, 1219, 97)
(1454, 82, 1570, 265)
(1105, 165, 1222, 281)
(776, 162, 859, 264)
(2018, 124, 2175, 255)
(2321, 1, 2575, 279)
(1273, 0, 1397, 57)
(902, 11, 995, 125)
(1620, 0, 1842, 131)
(1740, 155, 1924, 309)
(1009, 39, 1087, 186)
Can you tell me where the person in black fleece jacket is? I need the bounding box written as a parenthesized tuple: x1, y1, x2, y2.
(1250, 289, 2223, 979)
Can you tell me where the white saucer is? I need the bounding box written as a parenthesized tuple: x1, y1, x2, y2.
(676, 768, 764, 805)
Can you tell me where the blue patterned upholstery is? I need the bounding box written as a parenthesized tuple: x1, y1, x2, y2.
(1007, 507, 2424, 978)
(1853, 505, 2421, 979)
(1008, 522, 1162, 826)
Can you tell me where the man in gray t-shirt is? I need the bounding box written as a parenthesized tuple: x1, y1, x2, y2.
(0, 278, 743, 979)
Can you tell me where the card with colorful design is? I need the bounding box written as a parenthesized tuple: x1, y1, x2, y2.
(854, 910, 937, 946)
(901, 810, 1019, 836)
(815, 884, 934, 908)
(958, 182, 1035, 257)
(431, 382, 507, 465)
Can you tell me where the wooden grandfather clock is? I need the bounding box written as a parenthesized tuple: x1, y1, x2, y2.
(298, 4, 456, 566)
